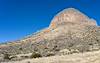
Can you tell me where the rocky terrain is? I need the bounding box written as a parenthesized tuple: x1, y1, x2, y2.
(0, 8, 100, 63)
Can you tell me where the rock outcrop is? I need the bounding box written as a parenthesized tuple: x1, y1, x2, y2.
(49, 8, 96, 29)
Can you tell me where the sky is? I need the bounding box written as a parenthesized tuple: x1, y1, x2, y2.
(0, 0, 100, 43)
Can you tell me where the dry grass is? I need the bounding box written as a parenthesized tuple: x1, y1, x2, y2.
(2, 50, 100, 63)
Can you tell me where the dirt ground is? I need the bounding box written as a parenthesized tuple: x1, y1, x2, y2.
(2, 50, 100, 63)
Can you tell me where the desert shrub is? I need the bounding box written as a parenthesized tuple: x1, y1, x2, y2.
(88, 43, 93, 46)
(27, 61, 30, 63)
(52, 45, 60, 51)
(68, 43, 74, 47)
(55, 48, 60, 51)
(96, 39, 99, 42)
(3, 53, 11, 60)
(21, 56, 29, 59)
(19, 47, 23, 50)
(46, 52, 55, 57)
(30, 52, 42, 58)
(46, 53, 55, 57)
(59, 49, 70, 55)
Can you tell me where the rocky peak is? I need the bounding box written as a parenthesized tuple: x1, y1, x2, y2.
(49, 8, 96, 29)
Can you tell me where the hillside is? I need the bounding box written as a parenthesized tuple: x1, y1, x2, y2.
(0, 8, 100, 63)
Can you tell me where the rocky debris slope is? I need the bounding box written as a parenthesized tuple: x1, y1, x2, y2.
(0, 8, 100, 62)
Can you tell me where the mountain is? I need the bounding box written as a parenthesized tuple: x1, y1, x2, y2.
(0, 8, 100, 62)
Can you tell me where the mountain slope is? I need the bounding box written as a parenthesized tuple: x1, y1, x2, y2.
(0, 8, 100, 62)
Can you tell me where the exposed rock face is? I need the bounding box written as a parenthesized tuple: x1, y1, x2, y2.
(49, 8, 96, 29)
(0, 8, 100, 62)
